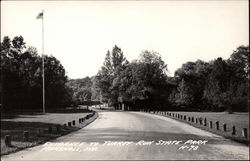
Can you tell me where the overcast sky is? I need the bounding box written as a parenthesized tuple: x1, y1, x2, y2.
(1, 1, 249, 79)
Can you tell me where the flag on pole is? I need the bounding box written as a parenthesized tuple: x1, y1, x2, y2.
(36, 12, 43, 19)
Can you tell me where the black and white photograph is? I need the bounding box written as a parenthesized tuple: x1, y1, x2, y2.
(0, 0, 249, 160)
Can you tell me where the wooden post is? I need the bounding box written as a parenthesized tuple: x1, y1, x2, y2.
(204, 118, 207, 126)
(216, 121, 220, 130)
(232, 126, 236, 135)
(23, 131, 29, 141)
(4, 135, 11, 147)
(37, 129, 42, 136)
(191, 117, 194, 122)
(48, 126, 52, 133)
(223, 124, 227, 131)
(184, 115, 186, 120)
(209, 121, 213, 128)
(56, 125, 61, 133)
(72, 120, 75, 126)
(242, 128, 248, 138)
(199, 119, 202, 125)
(68, 122, 71, 127)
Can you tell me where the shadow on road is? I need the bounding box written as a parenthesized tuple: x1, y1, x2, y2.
(58, 127, 237, 146)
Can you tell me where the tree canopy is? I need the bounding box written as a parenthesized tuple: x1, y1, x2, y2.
(1, 36, 72, 112)
(1, 35, 248, 113)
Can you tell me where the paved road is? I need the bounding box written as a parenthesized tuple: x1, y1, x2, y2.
(2, 111, 249, 160)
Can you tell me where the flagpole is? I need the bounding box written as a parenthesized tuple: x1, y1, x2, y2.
(42, 10, 45, 113)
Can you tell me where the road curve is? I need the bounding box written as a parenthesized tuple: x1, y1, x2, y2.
(2, 111, 249, 160)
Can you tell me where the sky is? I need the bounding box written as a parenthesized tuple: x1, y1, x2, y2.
(1, 0, 249, 79)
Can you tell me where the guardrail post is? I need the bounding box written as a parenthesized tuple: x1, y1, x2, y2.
(209, 121, 213, 128)
(204, 118, 207, 126)
(5, 135, 11, 147)
(48, 126, 52, 133)
(23, 131, 29, 141)
(242, 128, 248, 138)
(223, 124, 227, 131)
(56, 125, 61, 133)
(216, 121, 220, 130)
(199, 118, 202, 125)
(37, 129, 42, 136)
(232, 126, 236, 135)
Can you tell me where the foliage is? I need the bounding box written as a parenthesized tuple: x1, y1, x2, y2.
(2, 35, 248, 113)
(0, 36, 71, 112)
(66, 77, 93, 105)
(93, 45, 127, 107)
(172, 46, 249, 112)
(94, 49, 170, 110)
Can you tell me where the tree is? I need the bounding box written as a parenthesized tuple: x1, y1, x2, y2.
(225, 46, 249, 112)
(174, 60, 210, 111)
(174, 79, 194, 109)
(121, 50, 169, 110)
(228, 46, 249, 79)
(1, 36, 72, 112)
(66, 77, 93, 105)
(95, 45, 127, 108)
(95, 50, 113, 103)
(1, 36, 28, 110)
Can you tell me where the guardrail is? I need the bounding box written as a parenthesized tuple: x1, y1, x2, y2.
(4, 111, 97, 147)
(140, 110, 248, 140)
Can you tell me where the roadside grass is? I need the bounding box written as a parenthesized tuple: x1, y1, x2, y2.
(152, 111, 249, 145)
(1, 110, 98, 155)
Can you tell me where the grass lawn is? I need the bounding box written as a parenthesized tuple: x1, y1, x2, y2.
(1, 110, 98, 155)
(152, 111, 249, 145)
